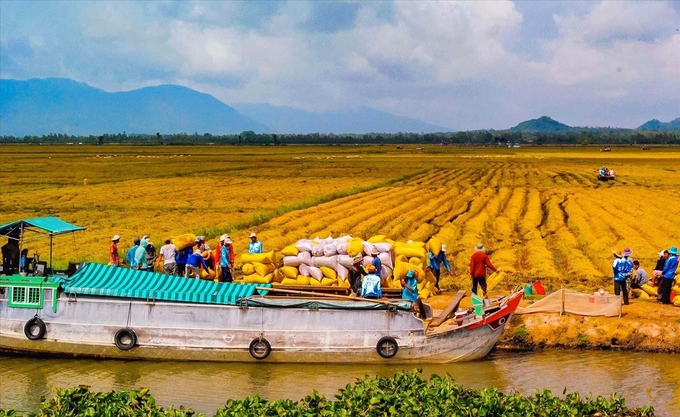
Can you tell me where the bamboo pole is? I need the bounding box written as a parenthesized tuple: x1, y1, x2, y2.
(254, 286, 401, 307)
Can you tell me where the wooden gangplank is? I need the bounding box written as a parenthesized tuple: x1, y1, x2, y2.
(429, 290, 467, 328)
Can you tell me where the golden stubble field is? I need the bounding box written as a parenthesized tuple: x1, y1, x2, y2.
(2, 144, 679, 292)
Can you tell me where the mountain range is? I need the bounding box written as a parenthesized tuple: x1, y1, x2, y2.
(0, 78, 448, 136)
(0, 78, 677, 136)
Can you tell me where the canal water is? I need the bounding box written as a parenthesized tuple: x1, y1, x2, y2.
(1, 350, 678, 415)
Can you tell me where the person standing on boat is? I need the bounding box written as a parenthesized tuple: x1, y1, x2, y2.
(612, 248, 633, 305)
(110, 235, 120, 267)
(360, 265, 382, 299)
(370, 248, 382, 276)
(248, 233, 263, 254)
(186, 250, 209, 279)
(659, 246, 678, 304)
(428, 243, 451, 293)
(126, 237, 140, 269)
(160, 238, 178, 276)
(348, 255, 366, 296)
(219, 236, 233, 283)
(470, 243, 497, 298)
(134, 239, 150, 272)
(401, 269, 418, 302)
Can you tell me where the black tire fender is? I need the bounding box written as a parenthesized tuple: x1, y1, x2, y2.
(376, 336, 399, 359)
(24, 316, 46, 340)
(114, 328, 137, 351)
(249, 338, 271, 360)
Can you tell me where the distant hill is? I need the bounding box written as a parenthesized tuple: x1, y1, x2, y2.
(0, 78, 269, 136)
(637, 118, 680, 131)
(508, 116, 574, 133)
(233, 103, 450, 134)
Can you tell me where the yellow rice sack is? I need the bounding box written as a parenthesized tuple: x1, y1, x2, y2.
(427, 237, 442, 257)
(409, 257, 422, 266)
(241, 251, 275, 264)
(280, 277, 299, 285)
(631, 289, 650, 299)
(310, 277, 337, 286)
(419, 289, 431, 300)
(337, 278, 350, 288)
(424, 270, 437, 284)
(253, 262, 276, 276)
(320, 266, 337, 279)
(640, 284, 658, 296)
(674, 296, 680, 307)
(297, 275, 310, 285)
(279, 266, 299, 279)
(242, 263, 255, 275)
(172, 234, 196, 251)
(394, 243, 426, 258)
(242, 273, 273, 284)
(272, 268, 284, 283)
(199, 268, 215, 280)
(672, 285, 680, 294)
(477, 271, 506, 297)
(347, 239, 364, 257)
(368, 235, 387, 243)
(280, 245, 299, 256)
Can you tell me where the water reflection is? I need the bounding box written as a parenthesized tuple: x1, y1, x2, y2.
(0, 351, 676, 416)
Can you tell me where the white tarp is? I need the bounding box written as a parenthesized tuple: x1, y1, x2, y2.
(516, 289, 621, 317)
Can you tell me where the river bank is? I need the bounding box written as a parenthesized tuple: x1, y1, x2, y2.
(429, 292, 680, 353)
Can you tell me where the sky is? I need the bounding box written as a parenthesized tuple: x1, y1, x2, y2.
(1, 0, 679, 130)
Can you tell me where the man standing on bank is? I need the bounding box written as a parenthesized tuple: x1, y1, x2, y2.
(470, 243, 497, 298)
(612, 248, 634, 305)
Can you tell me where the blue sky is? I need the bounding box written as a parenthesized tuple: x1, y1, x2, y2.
(1, 0, 678, 130)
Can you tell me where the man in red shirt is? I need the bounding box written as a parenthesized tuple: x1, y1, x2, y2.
(110, 235, 120, 267)
(470, 243, 497, 297)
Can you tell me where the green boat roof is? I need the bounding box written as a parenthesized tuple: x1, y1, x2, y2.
(57, 263, 269, 305)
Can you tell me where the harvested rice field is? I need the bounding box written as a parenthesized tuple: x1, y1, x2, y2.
(2, 144, 680, 292)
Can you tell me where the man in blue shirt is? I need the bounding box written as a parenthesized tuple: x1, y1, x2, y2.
(186, 250, 209, 279)
(126, 237, 140, 269)
(371, 248, 382, 276)
(360, 265, 382, 299)
(248, 233, 263, 254)
(428, 244, 451, 292)
(660, 246, 678, 304)
(220, 237, 233, 283)
(612, 248, 634, 305)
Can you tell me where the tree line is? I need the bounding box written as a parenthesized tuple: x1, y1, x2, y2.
(1, 129, 679, 145)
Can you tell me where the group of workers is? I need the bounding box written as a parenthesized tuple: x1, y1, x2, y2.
(108, 232, 264, 284)
(612, 246, 679, 305)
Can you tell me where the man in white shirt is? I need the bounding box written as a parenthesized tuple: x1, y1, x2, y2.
(160, 238, 178, 276)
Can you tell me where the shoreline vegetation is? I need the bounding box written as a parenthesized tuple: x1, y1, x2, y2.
(0, 371, 655, 417)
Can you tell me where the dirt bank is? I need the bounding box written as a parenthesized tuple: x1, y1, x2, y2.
(427, 292, 680, 353)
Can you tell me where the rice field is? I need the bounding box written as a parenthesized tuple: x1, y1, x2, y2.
(2, 144, 679, 291)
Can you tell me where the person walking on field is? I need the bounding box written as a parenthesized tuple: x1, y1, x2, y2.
(110, 235, 120, 267)
(428, 243, 451, 293)
(219, 236, 233, 283)
(470, 243, 497, 298)
(248, 233, 263, 254)
(612, 248, 634, 305)
(659, 246, 678, 304)
(160, 238, 178, 276)
(126, 237, 140, 269)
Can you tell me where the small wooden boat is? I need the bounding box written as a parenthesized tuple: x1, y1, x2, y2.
(0, 263, 522, 363)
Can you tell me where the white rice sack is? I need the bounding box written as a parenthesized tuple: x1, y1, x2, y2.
(322, 236, 334, 244)
(283, 256, 303, 266)
(312, 244, 325, 257)
(363, 256, 374, 267)
(373, 242, 393, 253)
(309, 266, 323, 281)
(323, 244, 338, 257)
(298, 251, 312, 266)
(337, 255, 354, 268)
(299, 263, 311, 277)
(337, 264, 349, 281)
(378, 252, 393, 269)
(380, 265, 393, 280)
(336, 241, 349, 255)
(312, 255, 338, 269)
(362, 242, 375, 256)
(296, 240, 313, 253)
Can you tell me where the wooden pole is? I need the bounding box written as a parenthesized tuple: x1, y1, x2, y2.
(254, 286, 401, 307)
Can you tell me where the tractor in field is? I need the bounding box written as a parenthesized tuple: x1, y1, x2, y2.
(598, 166, 615, 181)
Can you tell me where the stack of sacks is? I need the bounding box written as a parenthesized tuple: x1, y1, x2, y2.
(240, 251, 277, 284)
(277, 235, 395, 288)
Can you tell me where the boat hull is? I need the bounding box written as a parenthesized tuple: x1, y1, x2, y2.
(0, 290, 521, 363)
